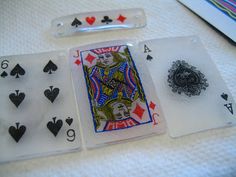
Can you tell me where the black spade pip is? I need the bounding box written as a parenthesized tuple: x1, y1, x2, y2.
(10, 64, 25, 78)
(66, 117, 73, 126)
(1, 71, 8, 78)
(47, 117, 63, 137)
(146, 54, 153, 61)
(8, 122, 26, 142)
(44, 86, 59, 103)
(71, 18, 82, 27)
(43, 60, 58, 74)
(9, 90, 25, 108)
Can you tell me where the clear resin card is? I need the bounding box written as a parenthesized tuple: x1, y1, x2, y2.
(0, 51, 81, 163)
(69, 40, 165, 148)
(139, 36, 236, 137)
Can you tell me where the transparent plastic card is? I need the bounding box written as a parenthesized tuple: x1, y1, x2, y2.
(0, 51, 81, 163)
(51, 8, 146, 37)
(139, 36, 236, 137)
(69, 40, 165, 148)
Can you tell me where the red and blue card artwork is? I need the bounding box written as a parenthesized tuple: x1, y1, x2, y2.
(80, 45, 152, 132)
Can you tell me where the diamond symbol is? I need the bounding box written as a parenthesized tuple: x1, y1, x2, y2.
(132, 103, 145, 120)
(149, 101, 156, 110)
(85, 53, 96, 64)
(117, 15, 127, 23)
(74, 59, 81, 66)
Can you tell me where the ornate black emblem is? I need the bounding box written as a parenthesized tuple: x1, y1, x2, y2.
(167, 60, 209, 97)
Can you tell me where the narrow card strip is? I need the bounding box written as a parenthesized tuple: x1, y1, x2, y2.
(51, 8, 146, 37)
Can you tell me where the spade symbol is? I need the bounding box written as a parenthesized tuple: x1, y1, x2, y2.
(47, 117, 63, 137)
(44, 86, 59, 103)
(43, 60, 57, 74)
(101, 16, 113, 24)
(146, 54, 153, 61)
(221, 93, 228, 101)
(1, 71, 8, 78)
(8, 122, 26, 142)
(10, 64, 25, 78)
(66, 117, 73, 126)
(71, 18, 82, 27)
(9, 90, 25, 108)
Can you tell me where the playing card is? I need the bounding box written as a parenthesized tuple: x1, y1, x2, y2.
(0, 51, 81, 163)
(139, 36, 236, 137)
(69, 40, 165, 148)
(51, 8, 146, 37)
(178, 0, 236, 43)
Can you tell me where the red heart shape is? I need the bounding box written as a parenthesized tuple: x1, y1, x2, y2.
(86, 16, 96, 25)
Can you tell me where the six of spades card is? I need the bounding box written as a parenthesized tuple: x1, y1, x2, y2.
(0, 51, 81, 163)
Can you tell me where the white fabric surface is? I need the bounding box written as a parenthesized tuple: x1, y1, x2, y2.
(0, 0, 236, 176)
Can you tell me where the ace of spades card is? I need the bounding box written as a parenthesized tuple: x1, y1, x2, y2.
(70, 41, 165, 148)
(139, 36, 236, 137)
(0, 51, 81, 163)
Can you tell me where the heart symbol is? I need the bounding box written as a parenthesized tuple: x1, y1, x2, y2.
(8, 122, 26, 142)
(44, 86, 59, 103)
(221, 93, 228, 101)
(86, 16, 96, 25)
(9, 90, 25, 108)
(47, 117, 63, 137)
(66, 117, 73, 126)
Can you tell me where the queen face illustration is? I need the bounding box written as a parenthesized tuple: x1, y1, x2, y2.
(98, 52, 114, 66)
(111, 102, 130, 120)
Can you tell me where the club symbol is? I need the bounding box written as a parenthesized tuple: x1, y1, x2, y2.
(10, 64, 25, 78)
(65, 117, 73, 126)
(101, 16, 113, 24)
(44, 86, 60, 103)
(146, 54, 153, 61)
(47, 117, 63, 137)
(71, 18, 82, 27)
(0, 71, 8, 78)
(221, 93, 228, 101)
(8, 122, 26, 142)
(9, 90, 25, 108)
(43, 60, 57, 74)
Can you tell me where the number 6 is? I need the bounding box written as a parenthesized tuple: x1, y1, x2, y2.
(1, 60, 9, 69)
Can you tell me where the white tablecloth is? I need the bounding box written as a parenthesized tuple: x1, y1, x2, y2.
(0, 0, 236, 176)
